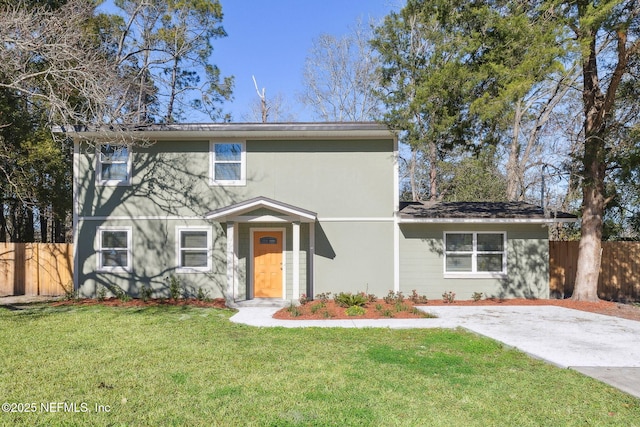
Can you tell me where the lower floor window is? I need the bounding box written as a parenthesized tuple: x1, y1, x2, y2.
(444, 232, 506, 276)
(177, 227, 211, 271)
(97, 227, 131, 272)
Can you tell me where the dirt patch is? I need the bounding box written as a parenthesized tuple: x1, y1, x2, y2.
(274, 298, 640, 322)
(51, 297, 227, 309)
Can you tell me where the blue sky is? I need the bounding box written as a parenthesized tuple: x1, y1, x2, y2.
(214, 0, 399, 122)
(98, 0, 399, 122)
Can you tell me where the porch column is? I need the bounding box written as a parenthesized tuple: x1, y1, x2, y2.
(226, 221, 235, 303)
(292, 221, 300, 299)
(309, 221, 315, 297)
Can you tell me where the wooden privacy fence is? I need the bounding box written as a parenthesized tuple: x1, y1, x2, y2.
(550, 241, 640, 301)
(0, 243, 72, 296)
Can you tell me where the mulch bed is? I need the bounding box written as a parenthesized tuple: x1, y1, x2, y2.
(273, 298, 640, 322)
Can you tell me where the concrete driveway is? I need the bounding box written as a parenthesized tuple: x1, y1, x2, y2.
(230, 305, 640, 399)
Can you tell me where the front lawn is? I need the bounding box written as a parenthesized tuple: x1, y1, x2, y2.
(0, 304, 637, 426)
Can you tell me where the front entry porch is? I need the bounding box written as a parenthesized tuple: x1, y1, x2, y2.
(205, 196, 317, 303)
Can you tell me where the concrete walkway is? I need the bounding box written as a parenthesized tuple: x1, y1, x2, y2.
(230, 305, 640, 399)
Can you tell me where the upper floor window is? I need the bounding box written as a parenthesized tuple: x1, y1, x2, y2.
(210, 141, 246, 186)
(444, 232, 506, 278)
(97, 226, 132, 272)
(97, 144, 131, 186)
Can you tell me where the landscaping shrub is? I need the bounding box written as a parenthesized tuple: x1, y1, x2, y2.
(334, 292, 367, 308)
(345, 305, 366, 316)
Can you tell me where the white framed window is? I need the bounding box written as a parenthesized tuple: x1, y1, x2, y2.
(97, 226, 132, 272)
(96, 144, 131, 186)
(444, 232, 507, 278)
(176, 226, 212, 272)
(210, 141, 246, 186)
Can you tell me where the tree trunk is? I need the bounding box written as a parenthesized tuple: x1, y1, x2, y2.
(573, 137, 605, 301)
(0, 204, 6, 242)
(40, 208, 48, 243)
(573, 22, 605, 302)
(409, 148, 418, 201)
(428, 141, 437, 201)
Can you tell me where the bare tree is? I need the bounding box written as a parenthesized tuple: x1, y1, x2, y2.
(0, 0, 132, 127)
(300, 19, 382, 121)
(112, 0, 233, 124)
(505, 69, 578, 202)
(242, 76, 296, 123)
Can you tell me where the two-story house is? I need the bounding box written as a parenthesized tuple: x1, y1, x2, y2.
(69, 122, 574, 303)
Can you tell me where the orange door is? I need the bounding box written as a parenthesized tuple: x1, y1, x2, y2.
(253, 231, 283, 298)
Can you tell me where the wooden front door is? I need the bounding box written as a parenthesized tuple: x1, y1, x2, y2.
(253, 231, 283, 298)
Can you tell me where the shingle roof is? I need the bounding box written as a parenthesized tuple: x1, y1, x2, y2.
(399, 201, 577, 223)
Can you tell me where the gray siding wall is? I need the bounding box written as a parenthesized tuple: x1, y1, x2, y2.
(77, 139, 395, 218)
(76, 137, 396, 298)
(399, 223, 549, 300)
(76, 218, 228, 299)
(313, 221, 395, 297)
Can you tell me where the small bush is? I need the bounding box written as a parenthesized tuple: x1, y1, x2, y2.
(310, 303, 324, 314)
(345, 305, 366, 316)
(375, 303, 383, 311)
(381, 309, 394, 318)
(299, 294, 310, 305)
(322, 310, 333, 318)
(96, 285, 107, 302)
(167, 276, 181, 301)
(365, 293, 378, 303)
(315, 292, 332, 304)
(334, 292, 367, 308)
(409, 289, 428, 304)
(383, 290, 396, 304)
(394, 302, 410, 312)
(383, 290, 404, 304)
(472, 292, 484, 302)
(196, 288, 210, 302)
(287, 303, 301, 317)
(442, 291, 456, 304)
(114, 287, 131, 302)
(140, 285, 152, 302)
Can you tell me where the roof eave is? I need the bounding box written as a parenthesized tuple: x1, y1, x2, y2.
(398, 217, 577, 224)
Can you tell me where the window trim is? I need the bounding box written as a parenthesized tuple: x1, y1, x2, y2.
(175, 226, 212, 273)
(96, 226, 132, 272)
(443, 231, 507, 278)
(209, 141, 246, 186)
(96, 144, 132, 186)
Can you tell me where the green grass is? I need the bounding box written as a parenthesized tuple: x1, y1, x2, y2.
(0, 304, 638, 426)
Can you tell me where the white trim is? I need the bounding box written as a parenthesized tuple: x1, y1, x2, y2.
(175, 226, 212, 273)
(206, 197, 316, 222)
(443, 231, 507, 278)
(292, 222, 300, 299)
(72, 141, 80, 291)
(394, 213, 400, 292)
(96, 226, 132, 272)
(95, 144, 132, 187)
(309, 221, 315, 298)
(231, 215, 293, 223)
(79, 216, 203, 221)
(250, 227, 286, 299)
(393, 135, 400, 292)
(79, 215, 394, 223)
(226, 222, 236, 302)
(209, 141, 246, 186)
(400, 217, 573, 224)
(318, 217, 395, 222)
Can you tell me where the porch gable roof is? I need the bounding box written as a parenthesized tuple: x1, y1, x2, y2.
(205, 196, 317, 223)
